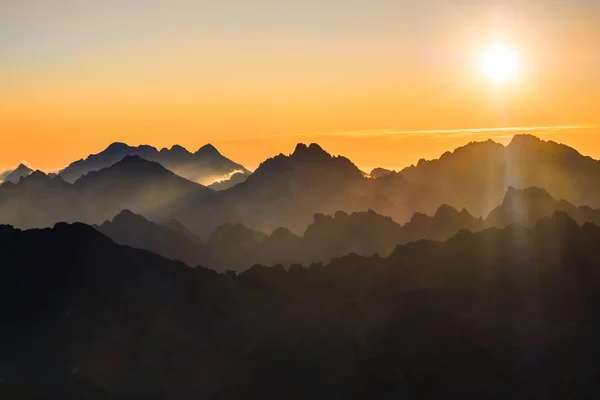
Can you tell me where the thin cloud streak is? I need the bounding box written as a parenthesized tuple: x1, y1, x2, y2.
(221, 124, 599, 141)
(324, 124, 599, 139)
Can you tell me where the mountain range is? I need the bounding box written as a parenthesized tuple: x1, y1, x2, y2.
(0, 163, 33, 184)
(4, 212, 600, 398)
(4, 134, 600, 241)
(94, 186, 600, 272)
(6, 134, 600, 397)
(58, 142, 251, 184)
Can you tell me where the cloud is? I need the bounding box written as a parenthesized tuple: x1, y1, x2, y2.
(220, 124, 599, 142)
(322, 124, 599, 139)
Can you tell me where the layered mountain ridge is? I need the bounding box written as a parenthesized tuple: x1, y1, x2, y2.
(58, 141, 251, 184)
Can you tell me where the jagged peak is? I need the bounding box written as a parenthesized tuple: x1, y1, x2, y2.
(508, 134, 544, 147)
(112, 209, 148, 224)
(105, 142, 132, 152)
(294, 143, 308, 153)
(15, 163, 32, 170)
(292, 143, 329, 157)
(27, 170, 49, 180)
(502, 186, 555, 204)
(534, 211, 579, 231)
(370, 167, 393, 179)
(85, 155, 167, 176)
(170, 144, 191, 154)
(114, 208, 139, 218)
(196, 143, 221, 156)
(433, 204, 460, 219)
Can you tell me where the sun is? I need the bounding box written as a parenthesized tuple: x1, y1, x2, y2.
(481, 45, 518, 82)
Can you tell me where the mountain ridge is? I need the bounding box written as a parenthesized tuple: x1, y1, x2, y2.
(59, 141, 251, 184)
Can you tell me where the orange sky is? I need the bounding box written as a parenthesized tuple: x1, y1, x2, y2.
(1, 0, 599, 172)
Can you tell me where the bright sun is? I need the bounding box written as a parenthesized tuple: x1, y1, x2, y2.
(481, 45, 518, 82)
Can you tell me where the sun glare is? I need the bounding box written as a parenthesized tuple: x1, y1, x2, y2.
(481, 45, 518, 82)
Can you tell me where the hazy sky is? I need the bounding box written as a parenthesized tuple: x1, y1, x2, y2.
(1, 0, 599, 171)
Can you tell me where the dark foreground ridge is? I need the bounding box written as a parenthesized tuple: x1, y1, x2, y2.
(2, 213, 600, 398)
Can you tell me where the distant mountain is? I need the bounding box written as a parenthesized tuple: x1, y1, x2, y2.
(0, 171, 76, 228)
(0, 156, 218, 230)
(220, 143, 372, 233)
(97, 185, 600, 273)
(73, 155, 216, 223)
(5, 136, 600, 240)
(403, 204, 484, 242)
(95, 210, 209, 267)
(395, 134, 600, 217)
(0, 164, 33, 184)
(485, 186, 600, 228)
(207, 205, 481, 272)
(370, 167, 394, 178)
(208, 171, 249, 190)
(6, 214, 600, 397)
(59, 142, 250, 184)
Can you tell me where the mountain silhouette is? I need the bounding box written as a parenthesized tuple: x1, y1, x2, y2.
(208, 171, 249, 190)
(220, 143, 372, 233)
(0, 156, 219, 231)
(394, 134, 600, 217)
(0, 163, 33, 184)
(369, 167, 394, 178)
(95, 210, 208, 267)
(5, 136, 600, 242)
(485, 186, 600, 228)
(59, 142, 250, 184)
(97, 185, 600, 274)
(5, 214, 600, 397)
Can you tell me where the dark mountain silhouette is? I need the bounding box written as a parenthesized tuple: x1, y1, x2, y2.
(220, 143, 373, 233)
(96, 205, 478, 272)
(162, 218, 204, 243)
(0, 171, 76, 228)
(395, 134, 600, 217)
(5, 136, 600, 241)
(96, 184, 600, 274)
(73, 155, 215, 223)
(369, 167, 394, 178)
(59, 142, 250, 184)
(95, 210, 208, 267)
(5, 214, 600, 398)
(403, 203, 484, 241)
(486, 186, 600, 228)
(0, 157, 220, 231)
(0, 163, 33, 184)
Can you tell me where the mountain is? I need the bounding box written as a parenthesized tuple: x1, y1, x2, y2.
(97, 185, 600, 274)
(220, 143, 373, 233)
(369, 167, 394, 178)
(5, 214, 600, 397)
(6, 136, 600, 241)
(485, 186, 600, 228)
(0, 222, 223, 398)
(208, 171, 249, 190)
(208, 205, 481, 272)
(403, 203, 484, 242)
(0, 156, 219, 231)
(73, 155, 215, 223)
(95, 210, 208, 267)
(0, 171, 76, 228)
(395, 134, 600, 217)
(0, 163, 33, 184)
(59, 142, 251, 184)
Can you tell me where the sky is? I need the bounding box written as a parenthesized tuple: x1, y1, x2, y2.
(1, 0, 599, 172)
